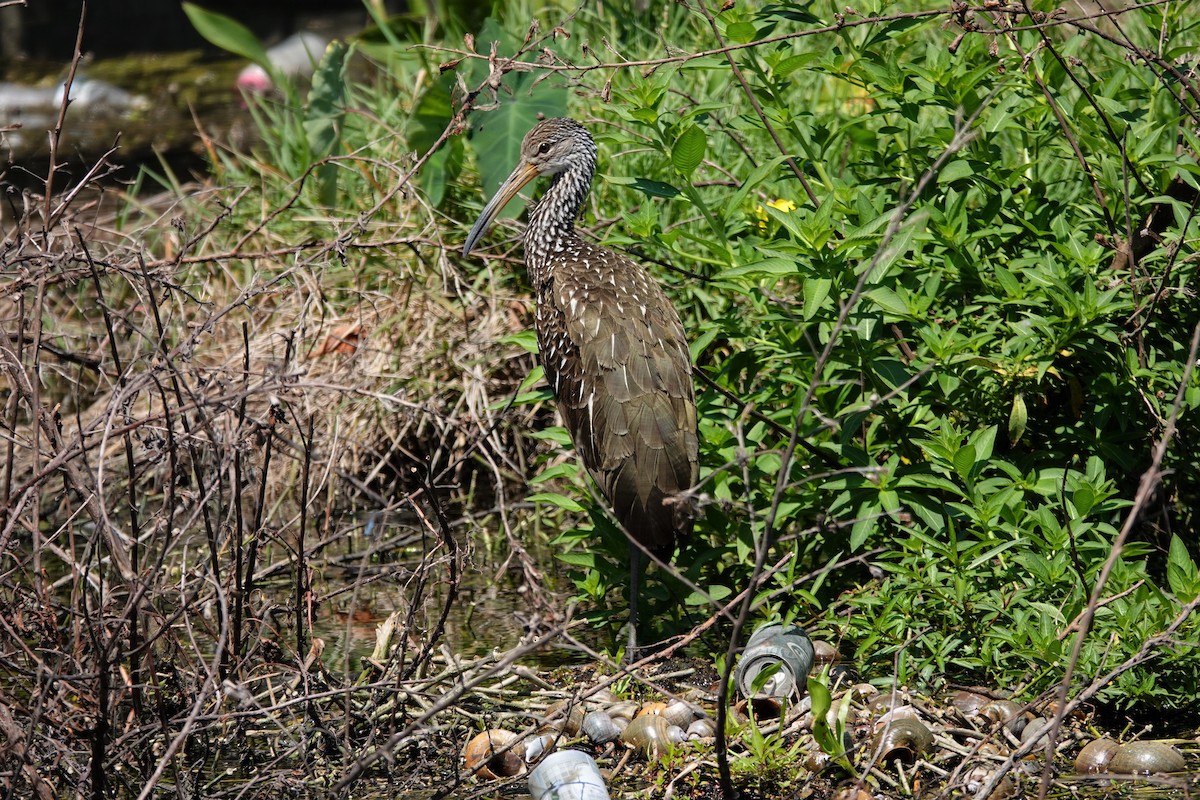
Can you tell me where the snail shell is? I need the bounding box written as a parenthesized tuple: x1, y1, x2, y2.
(636, 699, 696, 729)
(1074, 737, 1118, 774)
(605, 701, 639, 726)
(964, 764, 1017, 799)
(1019, 717, 1051, 746)
(636, 702, 668, 719)
(663, 699, 698, 728)
(869, 691, 909, 716)
(1108, 741, 1186, 775)
(582, 710, 622, 744)
(812, 639, 841, 666)
(804, 748, 831, 772)
(851, 683, 880, 702)
(949, 690, 989, 717)
(871, 718, 934, 764)
(620, 715, 685, 759)
(977, 741, 1010, 758)
(591, 688, 619, 704)
(735, 695, 783, 721)
(463, 729, 525, 780)
(875, 704, 920, 727)
(544, 700, 585, 736)
(832, 788, 873, 800)
(980, 700, 1028, 735)
(686, 717, 716, 740)
(524, 732, 556, 763)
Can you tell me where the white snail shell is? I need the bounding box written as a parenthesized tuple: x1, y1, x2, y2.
(582, 710, 622, 744)
(686, 718, 716, 740)
(524, 732, 557, 763)
(663, 699, 698, 728)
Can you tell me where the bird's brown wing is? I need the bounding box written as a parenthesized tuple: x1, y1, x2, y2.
(541, 246, 698, 557)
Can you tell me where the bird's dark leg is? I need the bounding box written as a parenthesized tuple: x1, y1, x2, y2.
(628, 548, 642, 661)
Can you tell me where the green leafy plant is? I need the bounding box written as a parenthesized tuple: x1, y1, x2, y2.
(187, 0, 1200, 718)
(182, 2, 269, 67)
(808, 673, 854, 773)
(489, 0, 1200, 713)
(729, 710, 810, 793)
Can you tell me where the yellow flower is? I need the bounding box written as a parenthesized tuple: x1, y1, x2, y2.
(753, 198, 797, 232)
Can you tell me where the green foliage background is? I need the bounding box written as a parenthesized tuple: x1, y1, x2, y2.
(209, 0, 1200, 711)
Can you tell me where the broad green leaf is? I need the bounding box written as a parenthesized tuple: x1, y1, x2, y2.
(966, 539, 1021, 570)
(1072, 484, 1095, 517)
(672, 125, 706, 175)
(490, 366, 548, 409)
(689, 325, 719, 362)
(720, 257, 796, 279)
(897, 474, 965, 494)
(1008, 393, 1027, 445)
(840, 210, 892, 250)
(512, 388, 555, 405)
(630, 177, 682, 198)
(304, 40, 348, 206)
(527, 492, 585, 512)
(808, 675, 833, 741)
(994, 265, 1022, 297)
(472, 79, 568, 202)
(304, 41, 346, 157)
(803, 277, 832, 320)
(865, 286, 909, 317)
(721, 155, 793, 224)
(529, 463, 579, 484)
(557, 552, 596, 568)
(937, 159, 974, 184)
(528, 427, 574, 446)
(952, 445, 977, 481)
(467, 18, 567, 211)
(774, 52, 818, 78)
(749, 662, 784, 696)
(762, 202, 808, 240)
(808, 675, 852, 769)
(499, 329, 539, 353)
(685, 584, 731, 605)
(726, 21, 757, 44)
(625, 201, 658, 237)
(1167, 535, 1199, 601)
(975, 427, 997, 462)
(182, 3, 269, 67)
(850, 511, 877, 550)
(518, 365, 546, 389)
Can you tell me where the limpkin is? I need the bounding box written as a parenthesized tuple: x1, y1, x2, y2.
(463, 117, 699, 654)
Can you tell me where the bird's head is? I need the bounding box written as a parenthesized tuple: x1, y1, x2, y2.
(521, 117, 596, 177)
(463, 117, 596, 255)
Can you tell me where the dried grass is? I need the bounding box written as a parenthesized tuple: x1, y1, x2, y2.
(0, 115, 569, 793)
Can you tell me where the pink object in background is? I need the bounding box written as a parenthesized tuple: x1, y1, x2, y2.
(235, 32, 328, 95)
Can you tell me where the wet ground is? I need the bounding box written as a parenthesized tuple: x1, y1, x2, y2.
(244, 518, 1200, 800)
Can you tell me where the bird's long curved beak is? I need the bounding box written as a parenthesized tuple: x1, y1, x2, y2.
(463, 160, 540, 256)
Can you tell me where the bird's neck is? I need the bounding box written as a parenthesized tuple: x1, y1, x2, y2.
(524, 164, 593, 285)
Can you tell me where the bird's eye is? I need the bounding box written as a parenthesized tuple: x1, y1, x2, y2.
(537, 141, 551, 155)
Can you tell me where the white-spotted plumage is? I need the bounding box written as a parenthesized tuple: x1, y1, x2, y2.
(463, 117, 699, 653)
